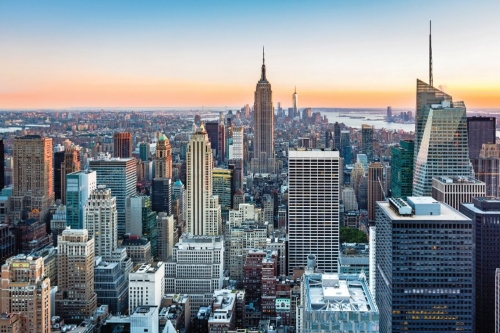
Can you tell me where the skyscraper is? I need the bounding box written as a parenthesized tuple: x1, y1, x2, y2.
(113, 132, 133, 158)
(477, 143, 500, 196)
(11, 135, 54, 220)
(361, 124, 373, 161)
(376, 197, 473, 332)
(56, 229, 97, 322)
(292, 87, 298, 119)
(367, 162, 384, 221)
(288, 149, 340, 274)
(340, 130, 352, 164)
(139, 142, 150, 162)
(333, 122, 341, 151)
(0, 255, 51, 333)
(66, 170, 97, 229)
(151, 178, 172, 215)
(390, 140, 414, 200)
(89, 155, 136, 237)
(155, 133, 172, 179)
(461, 198, 500, 333)
(84, 185, 118, 258)
(60, 145, 81, 204)
(467, 116, 496, 160)
(413, 98, 472, 196)
(251, 49, 275, 174)
(0, 139, 4, 190)
(432, 176, 485, 210)
(186, 124, 221, 236)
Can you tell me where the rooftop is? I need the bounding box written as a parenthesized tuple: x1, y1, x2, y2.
(434, 175, 484, 184)
(131, 262, 162, 274)
(378, 199, 469, 221)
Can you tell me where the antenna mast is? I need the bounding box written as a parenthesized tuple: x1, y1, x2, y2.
(429, 20, 433, 87)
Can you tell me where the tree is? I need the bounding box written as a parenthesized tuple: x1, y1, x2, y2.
(340, 226, 368, 243)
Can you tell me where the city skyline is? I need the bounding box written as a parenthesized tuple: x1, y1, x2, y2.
(1, 1, 499, 109)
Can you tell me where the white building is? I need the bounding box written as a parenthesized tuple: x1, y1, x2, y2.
(431, 175, 486, 211)
(83, 185, 118, 259)
(165, 234, 224, 317)
(130, 305, 159, 333)
(129, 262, 165, 310)
(342, 187, 358, 211)
(228, 127, 244, 160)
(156, 213, 176, 262)
(126, 195, 149, 235)
(186, 124, 221, 236)
(288, 149, 340, 274)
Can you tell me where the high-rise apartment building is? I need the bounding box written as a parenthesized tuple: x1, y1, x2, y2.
(66, 170, 97, 229)
(113, 132, 133, 158)
(432, 176, 485, 210)
(186, 125, 221, 236)
(288, 149, 340, 274)
(390, 140, 414, 200)
(11, 135, 54, 221)
(460, 198, 500, 333)
(154, 134, 172, 179)
(413, 98, 472, 196)
(367, 162, 384, 221)
(467, 116, 496, 160)
(476, 143, 500, 197)
(0, 255, 51, 333)
(251, 50, 275, 174)
(60, 145, 81, 204)
(376, 197, 473, 332)
(84, 185, 118, 258)
(89, 155, 136, 237)
(56, 229, 97, 322)
(361, 124, 374, 161)
(129, 262, 165, 310)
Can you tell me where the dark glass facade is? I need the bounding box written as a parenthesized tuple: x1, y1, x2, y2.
(151, 178, 172, 215)
(467, 116, 496, 160)
(390, 140, 414, 199)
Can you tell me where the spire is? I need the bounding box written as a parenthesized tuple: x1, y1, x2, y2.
(295, 86, 297, 94)
(261, 46, 267, 81)
(429, 20, 433, 87)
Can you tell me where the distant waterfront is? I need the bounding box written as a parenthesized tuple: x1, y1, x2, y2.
(317, 109, 415, 132)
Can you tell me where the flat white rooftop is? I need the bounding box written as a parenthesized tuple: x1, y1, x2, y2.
(377, 200, 469, 221)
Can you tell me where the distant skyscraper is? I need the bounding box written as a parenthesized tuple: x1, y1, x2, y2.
(461, 198, 500, 333)
(228, 127, 244, 161)
(386, 106, 392, 121)
(139, 142, 150, 162)
(376, 197, 473, 332)
(340, 130, 352, 164)
(0, 139, 4, 190)
(390, 140, 414, 200)
(66, 170, 97, 229)
(413, 97, 472, 196)
(186, 124, 221, 236)
(361, 124, 373, 161)
(467, 116, 496, 160)
(151, 178, 172, 215)
(251, 49, 275, 174)
(12, 135, 54, 220)
(477, 143, 500, 196)
(288, 149, 340, 274)
(154, 133, 172, 179)
(213, 168, 233, 214)
(53, 150, 65, 202)
(333, 122, 341, 151)
(0, 255, 51, 333)
(292, 87, 298, 119)
(56, 229, 97, 322)
(126, 195, 158, 257)
(89, 156, 136, 237)
(113, 132, 133, 158)
(367, 162, 384, 221)
(60, 145, 81, 204)
(84, 185, 118, 258)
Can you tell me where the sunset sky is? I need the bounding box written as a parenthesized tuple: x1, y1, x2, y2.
(1, 0, 499, 110)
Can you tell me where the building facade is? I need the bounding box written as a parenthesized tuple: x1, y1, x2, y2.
(390, 140, 414, 200)
(66, 170, 97, 229)
(113, 132, 133, 158)
(154, 134, 172, 179)
(367, 162, 384, 222)
(129, 262, 165, 310)
(432, 176, 485, 210)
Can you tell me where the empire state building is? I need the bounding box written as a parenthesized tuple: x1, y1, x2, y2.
(251, 49, 275, 174)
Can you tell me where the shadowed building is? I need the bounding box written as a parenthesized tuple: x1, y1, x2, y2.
(113, 132, 133, 158)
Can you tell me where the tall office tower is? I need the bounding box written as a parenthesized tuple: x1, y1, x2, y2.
(0, 255, 51, 333)
(340, 130, 352, 164)
(351, 162, 365, 197)
(156, 212, 175, 262)
(0, 139, 4, 190)
(325, 129, 333, 149)
(154, 134, 172, 179)
(60, 146, 81, 205)
(361, 124, 374, 161)
(186, 124, 221, 236)
(467, 116, 496, 160)
(390, 140, 414, 200)
(126, 195, 157, 257)
(432, 176, 485, 210)
(367, 162, 384, 222)
(172, 180, 186, 224)
(477, 143, 500, 196)
(89, 155, 136, 237)
(333, 122, 341, 151)
(292, 87, 298, 119)
(386, 106, 392, 121)
(151, 178, 172, 215)
(251, 49, 275, 174)
(229, 126, 244, 160)
(288, 149, 340, 274)
(94, 257, 128, 315)
(413, 99, 472, 196)
(66, 170, 96, 229)
(11, 135, 54, 221)
(228, 158, 243, 191)
(213, 168, 233, 214)
(139, 142, 150, 162)
(84, 185, 118, 258)
(206, 121, 225, 165)
(376, 197, 473, 332)
(164, 234, 224, 317)
(56, 229, 97, 322)
(53, 150, 65, 202)
(461, 198, 500, 333)
(113, 132, 133, 158)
